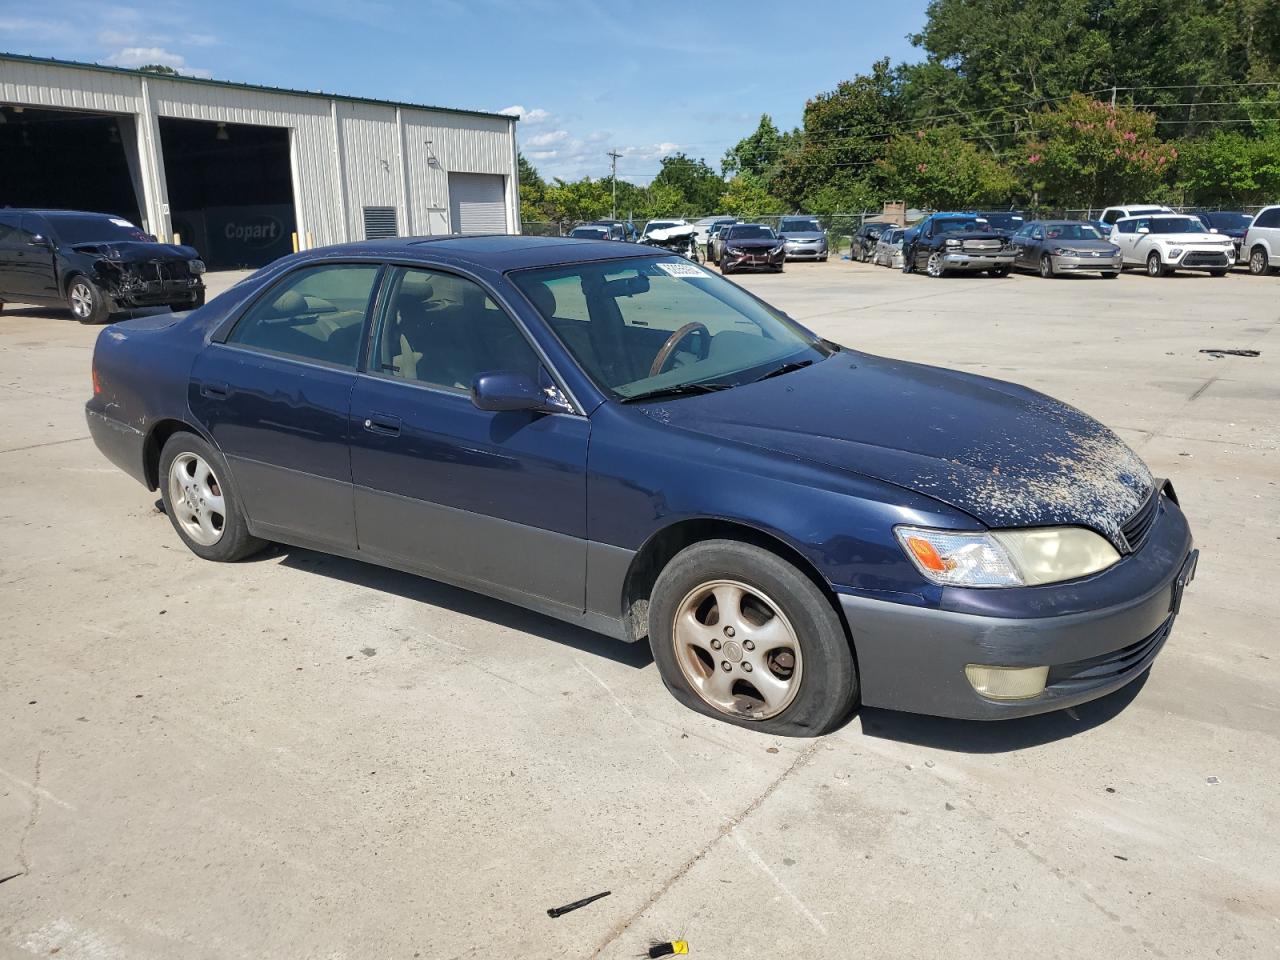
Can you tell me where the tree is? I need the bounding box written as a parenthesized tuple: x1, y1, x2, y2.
(517, 153, 548, 225)
(541, 177, 614, 229)
(876, 125, 1017, 209)
(651, 153, 724, 214)
(1176, 128, 1280, 205)
(720, 175, 782, 219)
(722, 115, 796, 182)
(138, 64, 180, 75)
(1023, 95, 1176, 210)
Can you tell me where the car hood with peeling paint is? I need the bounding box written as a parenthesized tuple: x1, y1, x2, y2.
(642, 351, 1153, 541)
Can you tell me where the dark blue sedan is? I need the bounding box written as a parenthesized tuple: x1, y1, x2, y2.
(86, 236, 1197, 735)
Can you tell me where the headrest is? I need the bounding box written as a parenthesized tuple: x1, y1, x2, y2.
(270, 289, 306, 317)
(526, 281, 556, 318)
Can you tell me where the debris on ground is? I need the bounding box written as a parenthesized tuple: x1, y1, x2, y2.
(647, 940, 689, 957)
(547, 890, 610, 918)
(1206, 776, 1221, 785)
(1199, 348, 1260, 358)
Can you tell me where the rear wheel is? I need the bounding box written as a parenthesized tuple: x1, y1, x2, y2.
(1249, 246, 1270, 275)
(159, 432, 267, 562)
(67, 276, 110, 324)
(649, 540, 858, 736)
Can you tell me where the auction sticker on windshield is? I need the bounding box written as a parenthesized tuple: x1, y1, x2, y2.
(654, 261, 706, 278)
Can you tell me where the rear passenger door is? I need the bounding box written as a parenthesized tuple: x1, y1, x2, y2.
(190, 262, 383, 549)
(348, 265, 589, 611)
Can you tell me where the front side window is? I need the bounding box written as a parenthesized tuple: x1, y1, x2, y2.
(372, 266, 540, 391)
(512, 256, 833, 400)
(1117, 220, 1136, 234)
(228, 264, 380, 368)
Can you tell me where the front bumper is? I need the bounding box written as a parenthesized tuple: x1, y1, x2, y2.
(111, 275, 204, 309)
(1051, 253, 1123, 273)
(783, 241, 828, 260)
(723, 249, 786, 270)
(940, 250, 1016, 271)
(839, 499, 1196, 720)
(1169, 249, 1234, 270)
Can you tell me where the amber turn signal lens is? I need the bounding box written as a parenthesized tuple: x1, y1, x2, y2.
(904, 535, 949, 573)
(91, 365, 102, 396)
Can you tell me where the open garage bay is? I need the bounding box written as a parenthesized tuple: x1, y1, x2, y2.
(1, 263, 1276, 958)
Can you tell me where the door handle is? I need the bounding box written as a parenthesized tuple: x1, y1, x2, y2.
(201, 381, 230, 399)
(363, 414, 401, 437)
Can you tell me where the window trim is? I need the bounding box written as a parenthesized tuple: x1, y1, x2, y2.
(216, 261, 386, 371)
(360, 260, 587, 417)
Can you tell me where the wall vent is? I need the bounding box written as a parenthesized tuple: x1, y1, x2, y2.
(362, 206, 398, 239)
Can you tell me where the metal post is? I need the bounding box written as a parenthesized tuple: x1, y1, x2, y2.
(607, 149, 622, 219)
(1111, 86, 1117, 108)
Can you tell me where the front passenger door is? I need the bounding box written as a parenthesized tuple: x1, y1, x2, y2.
(348, 266, 589, 611)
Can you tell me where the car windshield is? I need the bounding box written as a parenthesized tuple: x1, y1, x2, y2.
(645, 221, 682, 233)
(728, 226, 776, 240)
(570, 227, 609, 239)
(511, 256, 832, 400)
(780, 218, 821, 232)
(1202, 212, 1252, 230)
(47, 214, 150, 244)
(1149, 217, 1208, 234)
(1043, 223, 1104, 240)
(934, 218, 987, 234)
(980, 213, 1024, 230)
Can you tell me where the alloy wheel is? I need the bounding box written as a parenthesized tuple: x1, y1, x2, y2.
(70, 282, 94, 319)
(1147, 253, 1163, 277)
(927, 252, 945, 277)
(1251, 249, 1267, 275)
(671, 579, 803, 721)
(1039, 255, 1053, 278)
(168, 452, 227, 546)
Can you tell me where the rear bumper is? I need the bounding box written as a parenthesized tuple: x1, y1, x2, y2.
(839, 506, 1196, 720)
(86, 404, 149, 487)
(1052, 253, 1122, 273)
(940, 251, 1015, 271)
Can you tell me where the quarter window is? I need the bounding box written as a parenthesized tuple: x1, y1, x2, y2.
(228, 264, 381, 368)
(372, 267, 541, 391)
(1254, 208, 1280, 229)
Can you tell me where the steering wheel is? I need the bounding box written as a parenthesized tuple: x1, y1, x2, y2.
(649, 322, 711, 377)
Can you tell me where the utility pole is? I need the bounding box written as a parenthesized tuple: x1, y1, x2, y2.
(607, 149, 622, 219)
(1111, 85, 1117, 108)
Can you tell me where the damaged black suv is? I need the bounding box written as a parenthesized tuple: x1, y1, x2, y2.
(0, 209, 205, 324)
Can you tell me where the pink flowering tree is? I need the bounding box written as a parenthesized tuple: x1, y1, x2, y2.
(1024, 94, 1176, 210)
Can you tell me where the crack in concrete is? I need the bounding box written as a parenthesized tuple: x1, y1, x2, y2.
(16, 750, 44, 879)
(589, 741, 820, 958)
(0, 436, 91, 456)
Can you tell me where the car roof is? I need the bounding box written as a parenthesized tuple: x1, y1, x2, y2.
(1115, 212, 1194, 221)
(4, 209, 126, 219)
(295, 234, 667, 271)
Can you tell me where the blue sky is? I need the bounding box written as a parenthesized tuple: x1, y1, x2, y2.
(1, 0, 930, 182)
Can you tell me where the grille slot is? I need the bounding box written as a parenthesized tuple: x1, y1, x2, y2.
(1181, 251, 1230, 268)
(1119, 485, 1160, 553)
(1047, 617, 1172, 689)
(962, 238, 1002, 252)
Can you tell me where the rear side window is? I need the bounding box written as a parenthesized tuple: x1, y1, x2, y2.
(228, 264, 381, 368)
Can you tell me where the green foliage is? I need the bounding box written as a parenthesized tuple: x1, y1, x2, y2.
(720, 175, 783, 219)
(722, 115, 796, 182)
(1024, 95, 1177, 208)
(651, 153, 725, 214)
(877, 126, 1018, 209)
(1175, 129, 1280, 205)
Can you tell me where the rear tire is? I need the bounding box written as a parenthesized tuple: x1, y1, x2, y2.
(1248, 246, 1270, 275)
(159, 432, 267, 563)
(648, 540, 858, 737)
(68, 275, 110, 324)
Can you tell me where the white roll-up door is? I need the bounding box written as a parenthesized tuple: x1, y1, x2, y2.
(448, 173, 508, 234)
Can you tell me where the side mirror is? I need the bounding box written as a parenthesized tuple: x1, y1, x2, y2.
(148, 233, 159, 242)
(27, 233, 51, 248)
(1209, 227, 1219, 233)
(471, 370, 571, 414)
(1137, 226, 1150, 234)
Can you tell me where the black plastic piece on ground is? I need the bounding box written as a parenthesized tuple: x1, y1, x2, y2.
(547, 890, 610, 918)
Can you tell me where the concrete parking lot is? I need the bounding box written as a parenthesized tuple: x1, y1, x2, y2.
(1, 260, 1276, 959)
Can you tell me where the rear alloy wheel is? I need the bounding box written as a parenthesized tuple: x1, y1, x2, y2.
(1249, 247, 1269, 275)
(1039, 254, 1055, 278)
(68, 276, 110, 324)
(159, 432, 266, 562)
(649, 540, 858, 736)
(926, 251, 947, 278)
(1146, 251, 1167, 277)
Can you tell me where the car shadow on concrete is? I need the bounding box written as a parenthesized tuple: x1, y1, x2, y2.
(856, 670, 1148, 753)
(270, 544, 655, 670)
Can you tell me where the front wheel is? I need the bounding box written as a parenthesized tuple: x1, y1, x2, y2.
(1101, 272, 1119, 279)
(1209, 269, 1228, 277)
(159, 432, 267, 562)
(649, 540, 858, 736)
(988, 265, 1010, 277)
(1039, 255, 1055, 279)
(67, 276, 111, 324)
(926, 251, 947, 278)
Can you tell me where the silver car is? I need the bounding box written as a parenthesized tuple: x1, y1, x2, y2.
(1010, 220, 1123, 278)
(872, 227, 905, 268)
(777, 216, 829, 262)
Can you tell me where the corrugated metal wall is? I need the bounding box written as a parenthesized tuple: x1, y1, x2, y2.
(0, 56, 517, 248)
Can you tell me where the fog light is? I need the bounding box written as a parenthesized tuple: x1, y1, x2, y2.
(964, 664, 1049, 700)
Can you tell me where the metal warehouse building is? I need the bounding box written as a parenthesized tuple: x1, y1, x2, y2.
(0, 54, 520, 268)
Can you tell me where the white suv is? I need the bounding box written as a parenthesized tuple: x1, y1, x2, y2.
(1111, 214, 1235, 276)
(1099, 204, 1173, 227)
(1242, 205, 1280, 275)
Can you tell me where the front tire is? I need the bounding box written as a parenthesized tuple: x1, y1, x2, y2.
(1146, 252, 1167, 277)
(649, 540, 858, 736)
(926, 252, 947, 278)
(159, 432, 267, 563)
(67, 275, 110, 324)
(1039, 255, 1055, 279)
(1101, 271, 1119, 279)
(1209, 269, 1228, 277)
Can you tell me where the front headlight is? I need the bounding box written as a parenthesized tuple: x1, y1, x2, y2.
(1167, 247, 1184, 258)
(772, 244, 784, 254)
(895, 525, 1120, 588)
(188, 259, 206, 275)
(945, 238, 962, 247)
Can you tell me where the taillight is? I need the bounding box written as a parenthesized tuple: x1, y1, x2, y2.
(92, 364, 102, 396)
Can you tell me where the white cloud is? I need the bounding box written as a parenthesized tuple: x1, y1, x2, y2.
(104, 46, 211, 77)
(498, 104, 551, 124)
(525, 129, 568, 148)
(499, 104, 526, 117)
